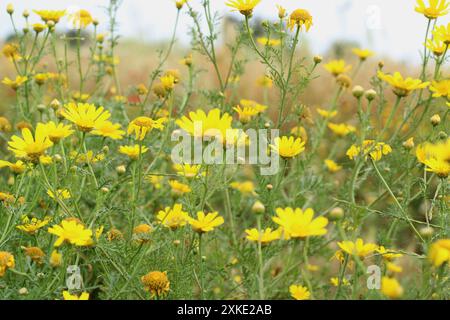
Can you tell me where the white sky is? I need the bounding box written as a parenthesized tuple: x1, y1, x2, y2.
(2, 0, 449, 63)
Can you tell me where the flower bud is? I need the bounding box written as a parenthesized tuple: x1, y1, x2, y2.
(266, 184, 273, 191)
(378, 61, 384, 69)
(352, 85, 364, 98)
(251, 201, 265, 214)
(313, 55, 323, 64)
(402, 137, 414, 150)
(53, 154, 63, 162)
(6, 3, 14, 15)
(430, 114, 441, 126)
(328, 207, 344, 220)
(101, 187, 109, 193)
(438, 131, 448, 140)
(419, 226, 434, 238)
(50, 99, 61, 110)
(18, 288, 28, 295)
(37, 104, 46, 112)
(365, 89, 377, 101)
(116, 165, 126, 174)
(23, 10, 29, 18)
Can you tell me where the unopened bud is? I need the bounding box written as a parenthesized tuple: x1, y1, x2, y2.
(313, 55, 323, 64)
(402, 137, 415, 150)
(6, 3, 14, 15)
(266, 184, 273, 191)
(352, 85, 364, 98)
(430, 114, 441, 126)
(251, 201, 265, 214)
(328, 207, 344, 220)
(116, 165, 126, 174)
(365, 89, 377, 101)
(419, 226, 434, 238)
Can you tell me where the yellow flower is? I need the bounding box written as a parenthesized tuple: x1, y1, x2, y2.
(288, 9, 313, 32)
(119, 145, 149, 160)
(324, 159, 342, 173)
(245, 228, 281, 244)
(415, 0, 449, 19)
(270, 136, 306, 159)
(377, 71, 429, 97)
(352, 48, 374, 61)
(376, 246, 403, 261)
(173, 164, 205, 178)
(273, 207, 328, 239)
(0, 252, 15, 277)
(42, 121, 74, 143)
(416, 138, 450, 178)
(92, 121, 125, 140)
(133, 224, 153, 243)
(337, 238, 378, 258)
(61, 103, 111, 133)
(346, 140, 392, 161)
(23, 246, 45, 264)
(70, 9, 93, 29)
(2, 43, 21, 61)
(276, 5, 287, 19)
(386, 262, 403, 274)
(127, 116, 166, 141)
(176, 108, 232, 139)
(225, 0, 261, 16)
(62, 291, 90, 300)
(70, 150, 104, 164)
(8, 124, 53, 163)
(256, 75, 273, 88)
(425, 38, 447, 56)
(330, 277, 350, 287)
(0, 192, 15, 204)
(156, 203, 190, 230)
(141, 271, 170, 298)
(230, 181, 255, 195)
(328, 123, 356, 137)
(257, 37, 281, 46)
(381, 277, 403, 299)
(175, 0, 188, 10)
(433, 23, 450, 44)
(16, 215, 51, 234)
(0, 160, 26, 174)
(160, 74, 176, 91)
(324, 60, 351, 76)
(289, 285, 310, 300)
(168, 180, 192, 195)
(48, 219, 93, 247)
(47, 189, 71, 200)
(317, 108, 337, 119)
(232, 106, 258, 124)
(0, 117, 12, 132)
(428, 239, 450, 267)
(147, 175, 163, 189)
(430, 79, 450, 98)
(2, 76, 28, 90)
(33, 10, 66, 24)
(50, 250, 62, 267)
(188, 211, 224, 233)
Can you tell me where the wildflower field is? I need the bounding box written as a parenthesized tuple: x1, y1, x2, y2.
(0, 0, 449, 301)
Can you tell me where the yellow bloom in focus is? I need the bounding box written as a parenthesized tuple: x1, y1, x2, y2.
(168, 180, 192, 195)
(317, 108, 337, 119)
(188, 211, 224, 234)
(173, 164, 205, 178)
(257, 37, 281, 46)
(48, 219, 93, 247)
(225, 0, 261, 16)
(429, 79, 450, 98)
(425, 38, 447, 56)
(119, 145, 149, 160)
(47, 189, 71, 200)
(270, 136, 306, 159)
(133, 224, 153, 243)
(0, 252, 15, 277)
(328, 123, 356, 137)
(62, 291, 89, 300)
(245, 228, 281, 244)
(433, 23, 450, 44)
(92, 121, 125, 140)
(324, 60, 351, 76)
(230, 181, 255, 195)
(175, 0, 188, 10)
(156, 203, 190, 230)
(352, 48, 374, 61)
(288, 9, 313, 32)
(415, 0, 449, 19)
(289, 285, 310, 300)
(70, 9, 93, 29)
(2, 76, 28, 90)
(61, 103, 111, 133)
(8, 124, 53, 163)
(324, 159, 342, 173)
(337, 238, 378, 258)
(127, 116, 166, 141)
(42, 121, 74, 143)
(0, 160, 26, 174)
(16, 215, 51, 234)
(377, 71, 429, 97)
(141, 271, 170, 298)
(428, 239, 450, 267)
(33, 10, 66, 24)
(346, 140, 392, 162)
(176, 108, 232, 139)
(273, 207, 328, 239)
(50, 250, 62, 267)
(381, 277, 403, 299)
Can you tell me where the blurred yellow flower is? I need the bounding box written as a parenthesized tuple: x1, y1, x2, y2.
(92, 121, 125, 140)
(70, 9, 93, 29)
(169, 180, 191, 195)
(415, 0, 449, 19)
(330, 277, 350, 287)
(429, 79, 450, 98)
(328, 123, 356, 137)
(173, 164, 205, 178)
(425, 38, 447, 56)
(324, 159, 342, 173)
(428, 239, 450, 267)
(2, 76, 28, 90)
(47, 189, 71, 200)
(50, 250, 62, 267)
(257, 37, 281, 46)
(324, 60, 351, 76)
(62, 291, 89, 300)
(433, 23, 450, 44)
(119, 145, 149, 160)
(226, 0, 261, 16)
(352, 48, 374, 61)
(0, 252, 15, 277)
(0, 160, 26, 174)
(33, 10, 66, 24)
(230, 181, 255, 195)
(347, 140, 392, 161)
(381, 277, 403, 299)
(317, 108, 337, 119)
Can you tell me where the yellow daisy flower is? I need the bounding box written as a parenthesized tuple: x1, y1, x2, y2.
(415, 0, 449, 19)
(119, 145, 149, 160)
(225, 0, 261, 16)
(245, 228, 281, 244)
(289, 285, 310, 300)
(273, 207, 328, 239)
(61, 103, 111, 133)
(288, 9, 313, 32)
(92, 121, 125, 140)
(324, 60, 352, 76)
(48, 219, 93, 247)
(377, 71, 429, 97)
(270, 136, 306, 159)
(337, 238, 378, 258)
(188, 211, 224, 234)
(156, 203, 190, 230)
(127, 116, 166, 141)
(8, 124, 53, 163)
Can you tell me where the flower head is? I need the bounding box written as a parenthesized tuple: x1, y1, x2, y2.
(245, 228, 281, 244)
(2, 43, 21, 61)
(381, 277, 403, 299)
(226, 0, 261, 16)
(188, 211, 224, 234)
(8, 124, 53, 162)
(168, 180, 192, 195)
(352, 48, 374, 61)
(156, 203, 190, 230)
(273, 207, 328, 239)
(0, 252, 15, 277)
(176, 108, 232, 140)
(92, 121, 125, 140)
(416, 138, 450, 178)
(50, 250, 62, 267)
(133, 224, 153, 243)
(425, 38, 447, 56)
(230, 181, 255, 195)
(433, 23, 450, 44)
(173, 164, 205, 178)
(337, 238, 378, 258)
(270, 136, 306, 159)
(347, 140, 392, 162)
(33, 10, 66, 24)
(61, 103, 111, 132)
(47, 189, 71, 200)
(62, 291, 89, 300)
(324, 60, 351, 76)
(119, 145, 149, 160)
(289, 285, 310, 300)
(324, 159, 342, 173)
(2, 76, 28, 90)
(378, 71, 429, 97)
(317, 108, 337, 119)
(42, 121, 74, 143)
(328, 123, 356, 137)
(429, 79, 450, 98)
(48, 219, 93, 247)
(415, 0, 449, 19)
(16, 215, 51, 234)
(23, 246, 45, 264)
(0, 160, 26, 174)
(70, 9, 93, 29)
(127, 116, 166, 141)
(428, 239, 450, 267)
(288, 9, 313, 32)
(141, 271, 170, 298)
